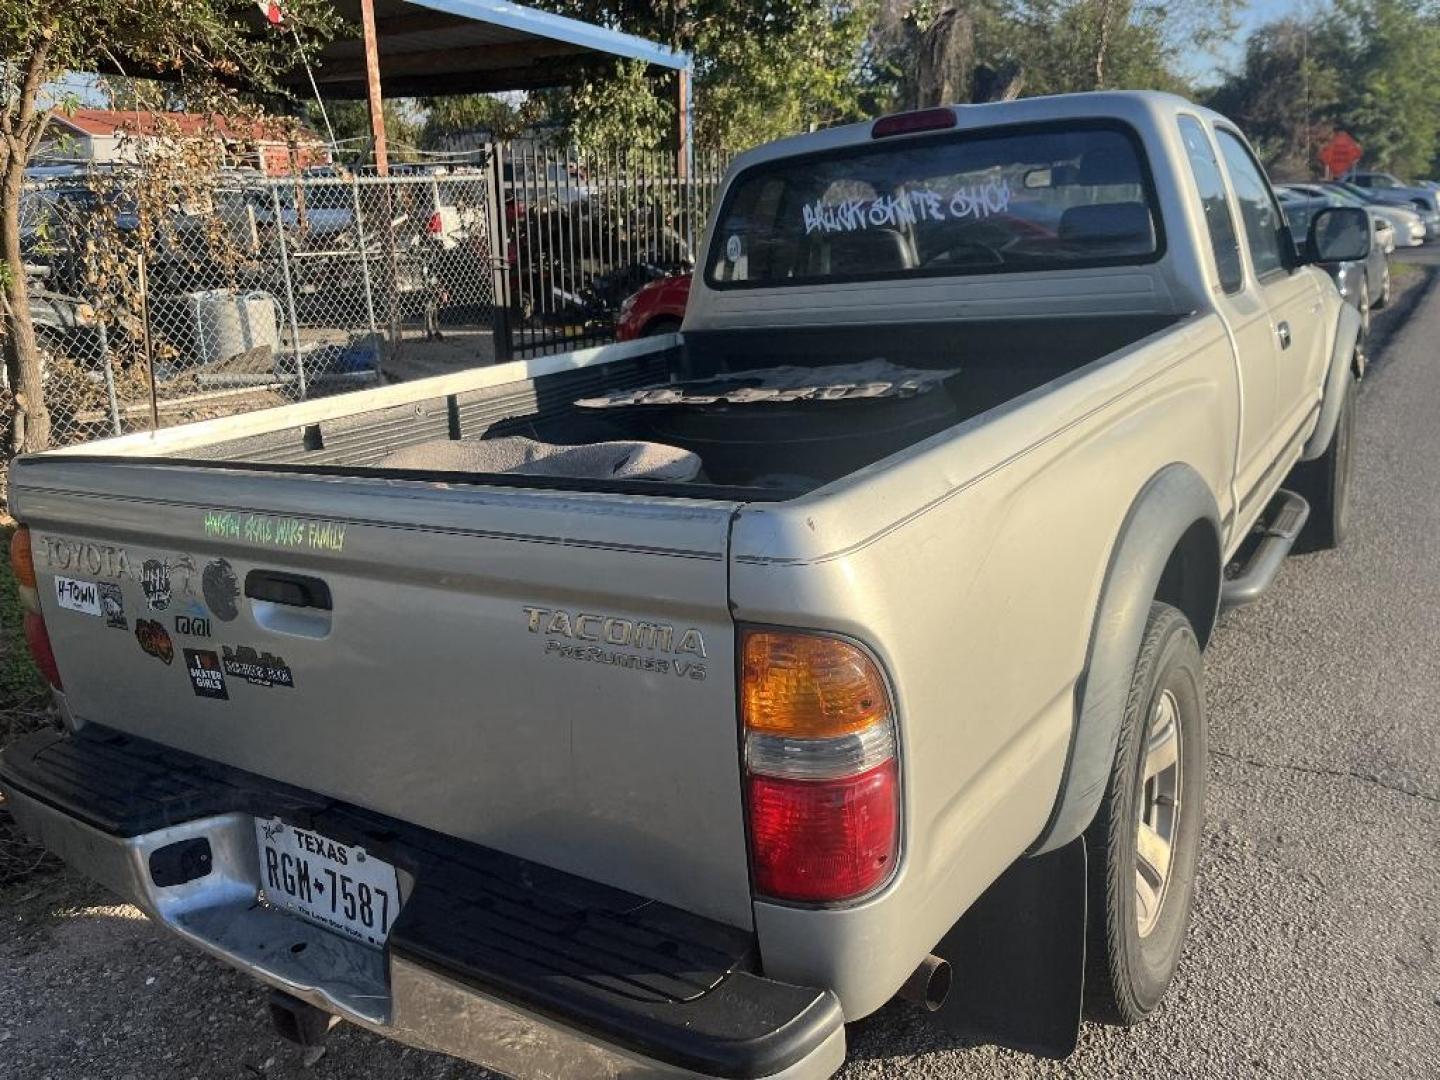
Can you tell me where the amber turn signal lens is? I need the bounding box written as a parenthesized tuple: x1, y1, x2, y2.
(9, 526, 36, 589)
(742, 630, 891, 739)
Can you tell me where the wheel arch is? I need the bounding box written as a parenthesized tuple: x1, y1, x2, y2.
(1305, 302, 1364, 458)
(1030, 462, 1222, 855)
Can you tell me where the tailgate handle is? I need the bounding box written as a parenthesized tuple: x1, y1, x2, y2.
(245, 571, 332, 611)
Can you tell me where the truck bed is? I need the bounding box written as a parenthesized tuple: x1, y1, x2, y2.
(75, 313, 1180, 498)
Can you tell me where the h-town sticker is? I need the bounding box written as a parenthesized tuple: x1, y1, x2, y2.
(54, 577, 102, 616)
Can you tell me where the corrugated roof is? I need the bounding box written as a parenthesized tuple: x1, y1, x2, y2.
(289, 0, 690, 98)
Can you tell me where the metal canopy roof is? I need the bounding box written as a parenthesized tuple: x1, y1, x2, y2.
(288, 0, 691, 99)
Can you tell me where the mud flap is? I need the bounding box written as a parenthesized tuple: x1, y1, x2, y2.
(932, 837, 1087, 1059)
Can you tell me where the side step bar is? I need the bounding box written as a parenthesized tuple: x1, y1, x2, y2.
(1221, 489, 1310, 610)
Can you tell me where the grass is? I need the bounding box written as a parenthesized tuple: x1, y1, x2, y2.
(0, 525, 47, 716)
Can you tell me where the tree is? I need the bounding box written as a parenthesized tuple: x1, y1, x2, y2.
(1207, 0, 1440, 179)
(535, 1, 878, 151)
(418, 93, 544, 148)
(1206, 19, 1342, 179)
(315, 98, 422, 163)
(0, 0, 338, 453)
(1321, 0, 1440, 177)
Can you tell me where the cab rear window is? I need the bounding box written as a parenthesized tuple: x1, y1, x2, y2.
(706, 122, 1163, 288)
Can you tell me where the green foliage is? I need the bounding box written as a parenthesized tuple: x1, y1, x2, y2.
(314, 99, 423, 161)
(1207, 0, 1440, 179)
(535, 0, 878, 151)
(1206, 20, 1343, 180)
(0, 527, 46, 709)
(565, 60, 672, 155)
(1323, 0, 1440, 178)
(418, 93, 544, 147)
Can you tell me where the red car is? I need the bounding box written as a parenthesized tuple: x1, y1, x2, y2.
(615, 273, 690, 340)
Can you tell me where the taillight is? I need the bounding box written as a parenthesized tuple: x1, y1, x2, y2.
(425, 211, 443, 235)
(11, 526, 61, 688)
(24, 610, 62, 689)
(741, 629, 899, 903)
(10, 524, 38, 611)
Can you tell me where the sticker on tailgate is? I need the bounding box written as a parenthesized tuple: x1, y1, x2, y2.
(184, 649, 228, 700)
(54, 577, 102, 616)
(222, 645, 294, 688)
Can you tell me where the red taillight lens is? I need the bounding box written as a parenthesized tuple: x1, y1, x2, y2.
(24, 610, 62, 689)
(741, 628, 900, 904)
(748, 760, 898, 902)
(425, 211, 443, 235)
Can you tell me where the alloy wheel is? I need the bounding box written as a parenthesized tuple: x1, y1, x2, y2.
(1135, 688, 1182, 938)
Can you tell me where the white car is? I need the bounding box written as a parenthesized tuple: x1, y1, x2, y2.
(1283, 184, 1425, 247)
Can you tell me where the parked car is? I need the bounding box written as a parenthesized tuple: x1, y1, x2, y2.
(1278, 192, 1389, 354)
(1331, 180, 1439, 239)
(616, 272, 690, 339)
(1343, 169, 1440, 214)
(4, 92, 1369, 1077)
(1285, 182, 1426, 246)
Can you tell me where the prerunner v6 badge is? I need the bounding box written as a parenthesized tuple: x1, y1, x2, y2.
(184, 649, 228, 700)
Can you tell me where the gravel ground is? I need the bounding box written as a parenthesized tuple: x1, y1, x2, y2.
(2, 266, 1438, 1080)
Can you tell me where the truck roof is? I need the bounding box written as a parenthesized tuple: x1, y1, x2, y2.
(727, 90, 1230, 173)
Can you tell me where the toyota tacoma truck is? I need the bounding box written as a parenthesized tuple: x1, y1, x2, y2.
(2, 92, 1369, 1077)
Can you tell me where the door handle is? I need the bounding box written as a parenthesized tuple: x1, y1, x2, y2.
(1276, 321, 1292, 350)
(245, 570, 331, 609)
(244, 570, 332, 639)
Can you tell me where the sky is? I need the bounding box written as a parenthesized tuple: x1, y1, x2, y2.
(1186, 0, 1316, 85)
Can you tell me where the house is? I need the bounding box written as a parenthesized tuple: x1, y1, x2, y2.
(37, 109, 331, 176)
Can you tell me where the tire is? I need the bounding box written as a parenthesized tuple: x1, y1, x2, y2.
(1083, 602, 1206, 1027)
(1290, 372, 1356, 551)
(1357, 281, 1371, 341)
(1375, 264, 1392, 309)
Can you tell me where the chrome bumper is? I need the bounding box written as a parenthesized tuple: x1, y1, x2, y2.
(4, 784, 846, 1080)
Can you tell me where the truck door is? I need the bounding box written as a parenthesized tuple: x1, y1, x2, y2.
(1213, 127, 1327, 465)
(1176, 116, 1276, 523)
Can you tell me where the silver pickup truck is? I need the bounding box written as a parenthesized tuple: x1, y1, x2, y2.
(2, 92, 1370, 1077)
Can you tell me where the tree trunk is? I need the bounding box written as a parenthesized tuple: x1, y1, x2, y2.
(1, 154, 50, 453)
(1092, 0, 1117, 90)
(915, 7, 976, 109)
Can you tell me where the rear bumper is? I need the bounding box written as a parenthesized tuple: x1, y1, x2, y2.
(0, 729, 845, 1080)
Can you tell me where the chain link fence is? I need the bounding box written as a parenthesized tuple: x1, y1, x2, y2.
(10, 146, 729, 455)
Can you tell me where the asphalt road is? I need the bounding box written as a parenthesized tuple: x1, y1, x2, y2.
(2, 267, 1438, 1080)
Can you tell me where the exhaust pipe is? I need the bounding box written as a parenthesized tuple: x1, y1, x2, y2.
(898, 953, 952, 1012)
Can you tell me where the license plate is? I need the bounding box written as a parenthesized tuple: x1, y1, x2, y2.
(254, 817, 401, 947)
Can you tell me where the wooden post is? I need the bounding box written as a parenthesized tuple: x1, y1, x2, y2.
(359, 0, 388, 175)
(673, 68, 691, 181)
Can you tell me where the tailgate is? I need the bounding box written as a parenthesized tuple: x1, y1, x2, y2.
(13, 458, 753, 928)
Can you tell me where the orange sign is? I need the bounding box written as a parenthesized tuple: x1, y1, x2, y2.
(1318, 132, 1363, 178)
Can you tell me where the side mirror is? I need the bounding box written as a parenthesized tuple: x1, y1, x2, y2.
(1307, 206, 1371, 263)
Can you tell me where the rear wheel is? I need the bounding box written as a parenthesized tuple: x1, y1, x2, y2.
(1084, 602, 1206, 1027)
(1376, 264, 1392, 309)
(1290, 371, 1356, 551)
